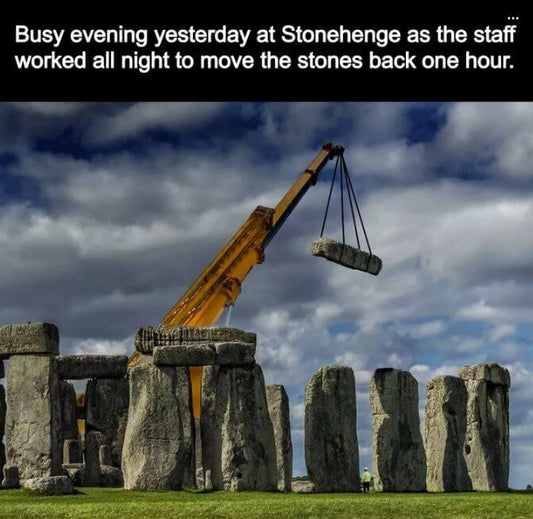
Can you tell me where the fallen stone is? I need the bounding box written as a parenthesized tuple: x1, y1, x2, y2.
(5, 355, 62, 481)
(0, 323, 59, 358)
(63, 439, 82, 465)
(24, 475, 74, 495)
(56, 355, 128, 380)
(305, 366, 359, 492)
(425, 376, 472, 492)
(135, 326, 256, 354)
(370, 368, 426, 492)
(62, 463, 85, 486)
(458, 363, 511, 389)
(99, 445, 113, 467)
(201, 364, 277, 491)
(291, 480, 317, 493)
(153, 344, 216, 366)
(311, 237, 382, 276)
(84, 430, 105, 486)
(59, 381, 79, 453)
(85, 377, 129, 468)
(122, 363, 195, 490)
(100, 465, 124, 488)
(266, 385, 292, 492)
(462, 375, 510, 491)
(0, 384, 5, 436)
(2, 465, 19, 488)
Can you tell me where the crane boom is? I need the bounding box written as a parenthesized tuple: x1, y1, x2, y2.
(130, 143, 344, 417)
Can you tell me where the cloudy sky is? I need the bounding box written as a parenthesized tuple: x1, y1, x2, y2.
(0, 101, 532, 487)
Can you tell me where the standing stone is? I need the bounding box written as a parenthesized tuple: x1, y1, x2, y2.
(370, 368, 426, 492)
(266, 385, 292, 492)
(84, 430, 105, 486)
(99, 445, 113, 467)
(425, 376, 472, 492)
(459, 363, 510, 491)
(63, 439, 82, 465)
(121, 363, 195, 490)
(85, 377, 129, 467)
(0, 383, 6, 437)
(304, 366, 359, 492)
(5, 355, 62, 481)
(201, 364, 277, 491)
(59, 381, 79, 458)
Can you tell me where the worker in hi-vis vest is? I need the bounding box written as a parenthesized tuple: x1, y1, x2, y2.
(361, 467, 372, 493)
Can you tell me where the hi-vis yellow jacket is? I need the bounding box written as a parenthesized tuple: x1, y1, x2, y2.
(361, 471, 372, 483)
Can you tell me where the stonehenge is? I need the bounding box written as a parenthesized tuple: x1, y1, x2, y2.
(0, 321, 514, 495)
(370, 368, 426, 492)
(305, 366, 359, 492)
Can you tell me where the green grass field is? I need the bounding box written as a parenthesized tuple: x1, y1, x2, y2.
(0, 489, 532, 519)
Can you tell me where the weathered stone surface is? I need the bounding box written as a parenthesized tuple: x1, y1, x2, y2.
(59, 381, 79, 454)
(84, 430, 105, 486)
(304, 366, 359, 492)
(62, 463, 85, 486)
(311, 237, 382, 276)
(425, 376, 472, 492)
(370, 368, 426, 492)
(5, 355, 62, 481)
(24, 475, 74, 495)
(459, 363, 511, 389)
(0, 323, 59, 357)
(291, 480, 317, 493)
(215, 342, 255, 365)
(462, 375, 510, 491)
(57, 355, 128, 380)
(99, 445, 113, 467)
(0, 384, 5, 436)
(201, 364, 277, 491)
(100, 465, 123, 487)
(63, 439, 82, 465)
(2, 465, 19, 488)
(135, 326, 256, 354)
(153, 342, 256, 367)
(122, 363, 195, 490)
(86, 377, 129, 468)
(266, 385, 292, 492)
(154, 344, 216, 366)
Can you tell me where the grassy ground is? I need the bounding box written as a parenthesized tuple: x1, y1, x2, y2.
(0, 488, 532, 519)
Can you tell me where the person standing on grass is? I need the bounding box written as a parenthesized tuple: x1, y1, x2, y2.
(361, 467, 372, 493)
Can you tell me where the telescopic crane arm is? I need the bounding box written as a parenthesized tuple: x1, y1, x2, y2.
(130, 143, 344, 418)
(159, 143, 344, 329)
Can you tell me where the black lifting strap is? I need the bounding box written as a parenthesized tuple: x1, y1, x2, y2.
(319, 152, 373, 261)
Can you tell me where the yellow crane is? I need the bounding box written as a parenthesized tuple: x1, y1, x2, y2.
(129, 143, 378, 418)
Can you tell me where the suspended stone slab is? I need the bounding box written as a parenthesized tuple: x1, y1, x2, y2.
(305, 366, 359, 492)
(121, 363, 195, 490)
(135, 326, 256, 354)
(56, 355, 128, 379)
(153, 344, 216, 366)
(311, 237, 382, 275)
(370, 368, 426, 492)
(266, 385, 293, 492)
(0, 323, 59, 358)
(425, 376, 472, 492)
